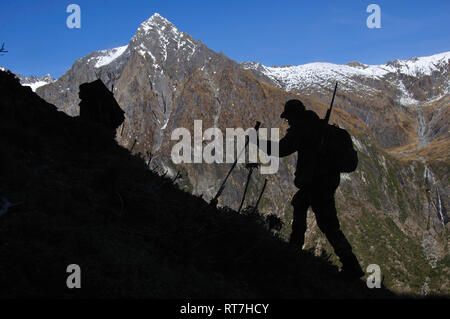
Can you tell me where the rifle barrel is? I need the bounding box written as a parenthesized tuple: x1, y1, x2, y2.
(325, 82, 338, 123)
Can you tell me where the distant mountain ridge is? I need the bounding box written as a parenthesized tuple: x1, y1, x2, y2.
(243, 51, 450, 105)
(0, 67, 55, 92)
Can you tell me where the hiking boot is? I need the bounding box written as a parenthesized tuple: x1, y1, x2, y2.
(288, 232, 304, 251)
(340, 263, 365, 280)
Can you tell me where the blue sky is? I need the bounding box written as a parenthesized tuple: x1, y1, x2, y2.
(1, 0, 449, 78)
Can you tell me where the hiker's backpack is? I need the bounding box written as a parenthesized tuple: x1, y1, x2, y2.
(325, 124, 358, 173)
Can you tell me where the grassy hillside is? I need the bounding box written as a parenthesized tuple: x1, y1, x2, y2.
(0, 69, 396, 298)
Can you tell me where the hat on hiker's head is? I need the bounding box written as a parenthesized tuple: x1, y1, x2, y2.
(280, 99, 306, 119)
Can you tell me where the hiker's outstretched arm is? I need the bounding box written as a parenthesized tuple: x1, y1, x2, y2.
(257, 130, 297, 158)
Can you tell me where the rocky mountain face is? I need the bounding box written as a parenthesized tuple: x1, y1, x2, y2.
(35, 13, 449, 295)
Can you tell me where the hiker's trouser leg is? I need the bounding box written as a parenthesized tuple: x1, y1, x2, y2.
(310, 191, 359, 268)
(290, 190, 309, 248)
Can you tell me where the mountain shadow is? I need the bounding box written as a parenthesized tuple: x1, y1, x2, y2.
(0, 69, 396, 298)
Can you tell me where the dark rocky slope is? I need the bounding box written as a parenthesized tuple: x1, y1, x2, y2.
(0, 69, 400, 298)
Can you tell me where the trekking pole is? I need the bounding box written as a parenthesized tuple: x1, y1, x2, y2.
(210, 121, 261, 207)
(251, 179, 267, 214)
(237, 163, 259, 213)
(130, 139, 137, 152)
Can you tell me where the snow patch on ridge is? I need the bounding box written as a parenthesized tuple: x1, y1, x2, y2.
(15, 73, 55, 92)
(94, 45, 128, 68)
(23, 81, 51, 92)
(396, 80, 419, 105)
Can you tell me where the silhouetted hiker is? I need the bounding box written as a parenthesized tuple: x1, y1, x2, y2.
(78, 79, 124, 136)
(258, 99, 364, 279)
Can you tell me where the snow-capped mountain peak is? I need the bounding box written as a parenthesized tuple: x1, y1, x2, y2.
(82, 14, 182, 70)
(133, 13, 181, 42)
(139, 13, 175, 31)
(130, 13, 197, 64)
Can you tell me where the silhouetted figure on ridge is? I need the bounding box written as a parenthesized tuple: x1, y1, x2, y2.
(78, 79, 124, 136)
(259, 99, 364, 279)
